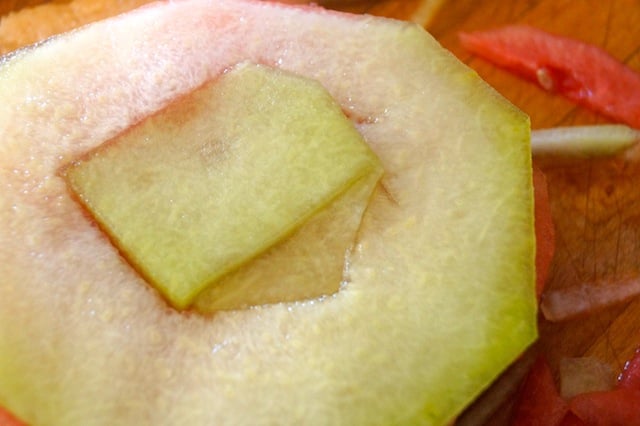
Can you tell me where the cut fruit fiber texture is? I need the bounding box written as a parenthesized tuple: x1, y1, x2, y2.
(64, 62, 382, 310)
(0, 1, 536, 425)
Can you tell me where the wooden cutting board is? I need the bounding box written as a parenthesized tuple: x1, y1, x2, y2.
(3, 0, 639, 423)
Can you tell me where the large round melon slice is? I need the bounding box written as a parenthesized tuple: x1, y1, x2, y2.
(0, 1, 536, 425)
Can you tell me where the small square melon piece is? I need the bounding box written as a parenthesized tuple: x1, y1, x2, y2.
(63, 62, 382, 310)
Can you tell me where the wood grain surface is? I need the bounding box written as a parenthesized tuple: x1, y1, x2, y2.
(2, 0, 640, 424)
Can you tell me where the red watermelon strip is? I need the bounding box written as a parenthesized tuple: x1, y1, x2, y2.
(568, 388, 640, 425)
(510, 349, 640, 425)
(509, 356, 568, 426)
(459, 25, 640, 129)
(564, 348, 640, 424)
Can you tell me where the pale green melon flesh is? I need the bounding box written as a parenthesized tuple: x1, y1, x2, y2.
(64, 62, 382, 310)
(193, 168, 382, 312)
(0, 1, 536, 425)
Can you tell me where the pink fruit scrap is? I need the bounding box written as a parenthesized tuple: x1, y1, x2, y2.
(510, 351, 640, 425)
(618, 347, 640, 390)
(509, 356, 569, 426)
(459, 25, 640, 129)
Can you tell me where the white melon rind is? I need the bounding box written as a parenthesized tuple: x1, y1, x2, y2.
(0, 1, 536, 425)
